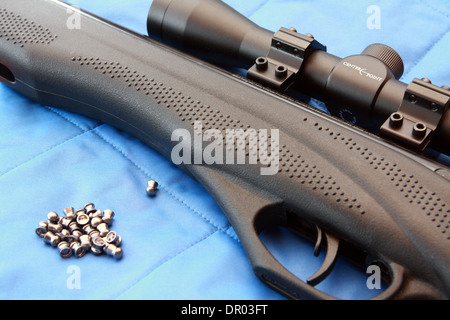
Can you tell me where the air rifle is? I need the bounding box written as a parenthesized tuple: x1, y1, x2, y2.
(0, 0, 449, 299)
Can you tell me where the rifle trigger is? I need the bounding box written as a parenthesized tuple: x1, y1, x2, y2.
(313, 225, 323, 257)
(307, 231, 340, 287)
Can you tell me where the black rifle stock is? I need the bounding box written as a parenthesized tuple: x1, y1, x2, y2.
(0, 0, 449, 299)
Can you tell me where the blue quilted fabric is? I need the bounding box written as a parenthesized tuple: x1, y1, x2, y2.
(0, 0, 448, 300)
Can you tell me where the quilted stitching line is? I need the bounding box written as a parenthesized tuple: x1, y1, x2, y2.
(114, 225, 232, 299)
(403, 28, 449, 79)
(92, 127, 233, 233)
(0, 124, 103, 178)
(417, 0, 450, 18)
(44, 106, 99, 132)
(224, 227, 240, 242)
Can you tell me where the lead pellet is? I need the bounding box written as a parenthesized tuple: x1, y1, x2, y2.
(89, 209, 102, 219)
(82, 224, 95, 235)
(35, 221, 48, 238)
(63, 207, 76, 220)
(60, 217, 72, 229)
(84, 203, 96, 215)
(105, 231, 122, 246)
(68, 221, 81, 233)
(58, 241, 72, 259)
(43, 232, 61, 247)
(88, 229, 100, 239)
(71, 229, 83, 242)
(76, 213, 90, 227)
(47, 222, 63, 233)
(56, 229, 71, 242)
(90, 216, 103, 228)
(75, 208, 86, 216)
(92, 236, 106, 252)
(79, 234, 91, 251)
(47, 211, 59, 224)
(96, 222, 109, 237)
(104, 243, 123, 260)
(102, 209, 115, 225)
(146, 180, 158, 197)
(90, 245, 103, 255)
(70, 242, 86, 258)
(66, 235, 78, 244)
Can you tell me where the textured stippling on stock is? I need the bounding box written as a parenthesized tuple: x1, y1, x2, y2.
(74, 56, 365, 216)
(75, 55, 450, 233)
(309, 119, 450, 239)
(0, 9, 57, 47)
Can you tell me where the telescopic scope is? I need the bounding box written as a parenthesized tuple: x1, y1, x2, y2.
(147, 0, 449, 155)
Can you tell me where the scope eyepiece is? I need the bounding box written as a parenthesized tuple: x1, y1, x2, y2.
(361, 44, 404, 80)
(147, 0, 171, 42)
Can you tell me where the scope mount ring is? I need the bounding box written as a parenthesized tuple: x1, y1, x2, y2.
(247, 27, 326, 92)
(380, 78, 450, 151)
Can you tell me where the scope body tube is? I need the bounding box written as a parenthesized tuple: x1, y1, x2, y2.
(1, 0, 450, 299)
(147, 0, 273, 68)
(298, 50, 408, 124)
(147, 0, 449, 155)
(298, 50, 407, 116)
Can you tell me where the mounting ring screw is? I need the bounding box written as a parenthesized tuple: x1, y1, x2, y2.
(275, 65, 288, 78)
(389, 112, 404, 128)
(421, 78, 432, 84)
(409, 94, 418, 104)
(255, 57, 268, 71)
(412, 122, 427, 139)
(430, 102, 439, 112)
